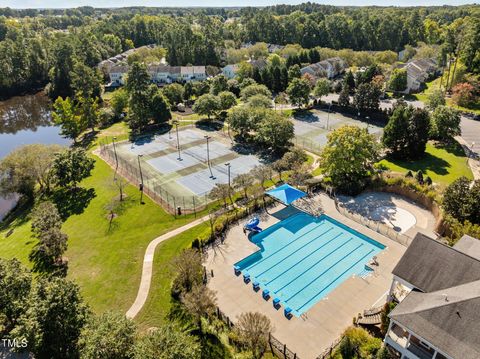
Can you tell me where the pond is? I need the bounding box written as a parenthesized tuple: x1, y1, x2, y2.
(0, 92, 71, 219)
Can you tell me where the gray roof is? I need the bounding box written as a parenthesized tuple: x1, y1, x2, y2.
(453, 235, 480, 260)
(389, 280, 480, 359)
(392, 233, 480, 292)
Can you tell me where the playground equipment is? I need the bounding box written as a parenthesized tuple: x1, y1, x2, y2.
(244, 216, 262, 233)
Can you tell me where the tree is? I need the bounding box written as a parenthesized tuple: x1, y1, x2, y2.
(353, 82, 381, 112)
(29, 201, 68, 274)
(125, 62, 152, 132)
(235, 312, 273, 359)
(451, 82, 476, 107)
(0, 258, 31, 335)
(52, 97, 84, 142)
(246, 94, 272, 109)
(133, 323, 200, 359)
(78, 96, 100, 132)
(52, 148, 95, 189)
(256, 112, 295, 153)
(162, 83, 184, 107)
(210, 74, 228, 95)
(218, 91, 237, 111)
(282, 148, 308, 170)
(344, 71, 355, 91)
(382, 105, 431, 160)
(12, 277, 89, 359)
(171, 249, 204, 296)
(320, 125, 379, 194)
(180, 285, 217, 331)
(192, 93, 220, 120)
(209, 183, 231, 207)
(240, 84, 272, 101)
(430, 106, 461, 142)
(149, 87, 172, 124)
(251, 165, 274, 189)
(110, 89, 129, 119)
(71, 61, 102, 100)
(287, 64, 301, 81)
(426, 89, 446, 110)
(336, 327, 382, 359)
(313, 78, 330, 101)
(388, 68, 407, 92)
(48, 40, 75, 99)
(0, 144, 62, 198)
(286, 77, 311, 108)
(443, 177, 480, 224)
(79, 311, 136, 359)
(227, 107, 252, 138)
(233, 173, 254, 199)
(338, 84, 350, 107)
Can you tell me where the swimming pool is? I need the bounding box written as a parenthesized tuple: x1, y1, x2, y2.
(234, 213, 385, 317)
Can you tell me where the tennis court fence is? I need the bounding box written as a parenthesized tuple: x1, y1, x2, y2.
(98, 138, 210, 216)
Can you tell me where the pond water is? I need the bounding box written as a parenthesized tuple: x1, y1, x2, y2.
(0, 92, 71, 219)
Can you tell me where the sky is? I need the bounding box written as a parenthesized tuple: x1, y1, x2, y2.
(0, 0, 475, 9)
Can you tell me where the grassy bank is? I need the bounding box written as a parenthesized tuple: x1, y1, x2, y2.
(0, 123, 210, 314)
(378, 141, 473, 187)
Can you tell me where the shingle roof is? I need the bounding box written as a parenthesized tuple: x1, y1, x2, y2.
(389, 280, 480, 359)
(392, 233, 480, 292)
(454, 235, 480, 260)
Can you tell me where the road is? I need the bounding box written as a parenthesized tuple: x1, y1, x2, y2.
(322, 93, 479, 157)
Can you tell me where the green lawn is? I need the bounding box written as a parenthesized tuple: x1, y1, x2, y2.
(0, 126, 210, 314)
(135, 221, 211, 330)
(378, 141, 473, 187)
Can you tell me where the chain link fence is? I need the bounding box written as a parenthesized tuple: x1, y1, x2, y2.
(98, 138, 210, 216)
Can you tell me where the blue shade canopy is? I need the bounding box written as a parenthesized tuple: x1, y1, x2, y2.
(265, 184, 307, 205)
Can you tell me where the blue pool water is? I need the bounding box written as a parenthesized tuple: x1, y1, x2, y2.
(235, 213, 385, 317)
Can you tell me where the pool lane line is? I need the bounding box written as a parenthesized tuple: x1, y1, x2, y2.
(263, 232, 343, 284)
(295, 248, 375, 312)
(274, 237, 355, 294)
(245, 224, 333, 271)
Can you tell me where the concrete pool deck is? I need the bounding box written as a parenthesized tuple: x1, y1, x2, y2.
(205, 194, 406, 359)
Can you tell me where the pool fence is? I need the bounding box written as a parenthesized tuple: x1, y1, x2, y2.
(214, 306, 300, 359)
(333, 196, 412, 247)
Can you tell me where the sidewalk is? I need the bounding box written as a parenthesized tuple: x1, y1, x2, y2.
(126, 214, 210, 319)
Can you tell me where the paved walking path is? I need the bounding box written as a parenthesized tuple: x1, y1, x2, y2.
(126, 214, 210, 319)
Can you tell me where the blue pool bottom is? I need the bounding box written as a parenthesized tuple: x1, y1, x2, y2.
(234, 213, 385, 317)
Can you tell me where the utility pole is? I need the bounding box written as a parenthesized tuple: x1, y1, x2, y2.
(326, 103, 332, 130)
(173, 120, 182, 161)
(204, 135, 214, 179)
(137, 154, 144, 204)
(225, 162, 231, 188)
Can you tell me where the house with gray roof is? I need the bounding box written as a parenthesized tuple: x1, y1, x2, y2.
(300, 57, 347, 80)
(107, 64, 206, 87)
(398, 58, 438, 93)
(384, 233, 480, 359)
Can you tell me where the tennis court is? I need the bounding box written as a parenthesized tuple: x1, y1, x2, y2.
(291, 109, 384, 152)
(99, 126, 264, 211)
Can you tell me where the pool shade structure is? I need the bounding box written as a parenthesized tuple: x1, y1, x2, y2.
(265, 184, 307, 206)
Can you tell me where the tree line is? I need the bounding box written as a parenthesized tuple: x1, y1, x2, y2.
(1, 4, 478, 98)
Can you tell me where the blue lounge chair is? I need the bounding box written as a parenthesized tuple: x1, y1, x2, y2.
(234, 265, 241, 275)
(253, 281, 260, 291)
(243, 273, 250, 283)
(284, 307, 292, 318)
(273, 297, 281, 308)
(262, 289, 270, 299)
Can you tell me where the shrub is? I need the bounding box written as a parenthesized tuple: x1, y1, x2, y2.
(415, 170, 424, 184)
(405, 170, 413, 178)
